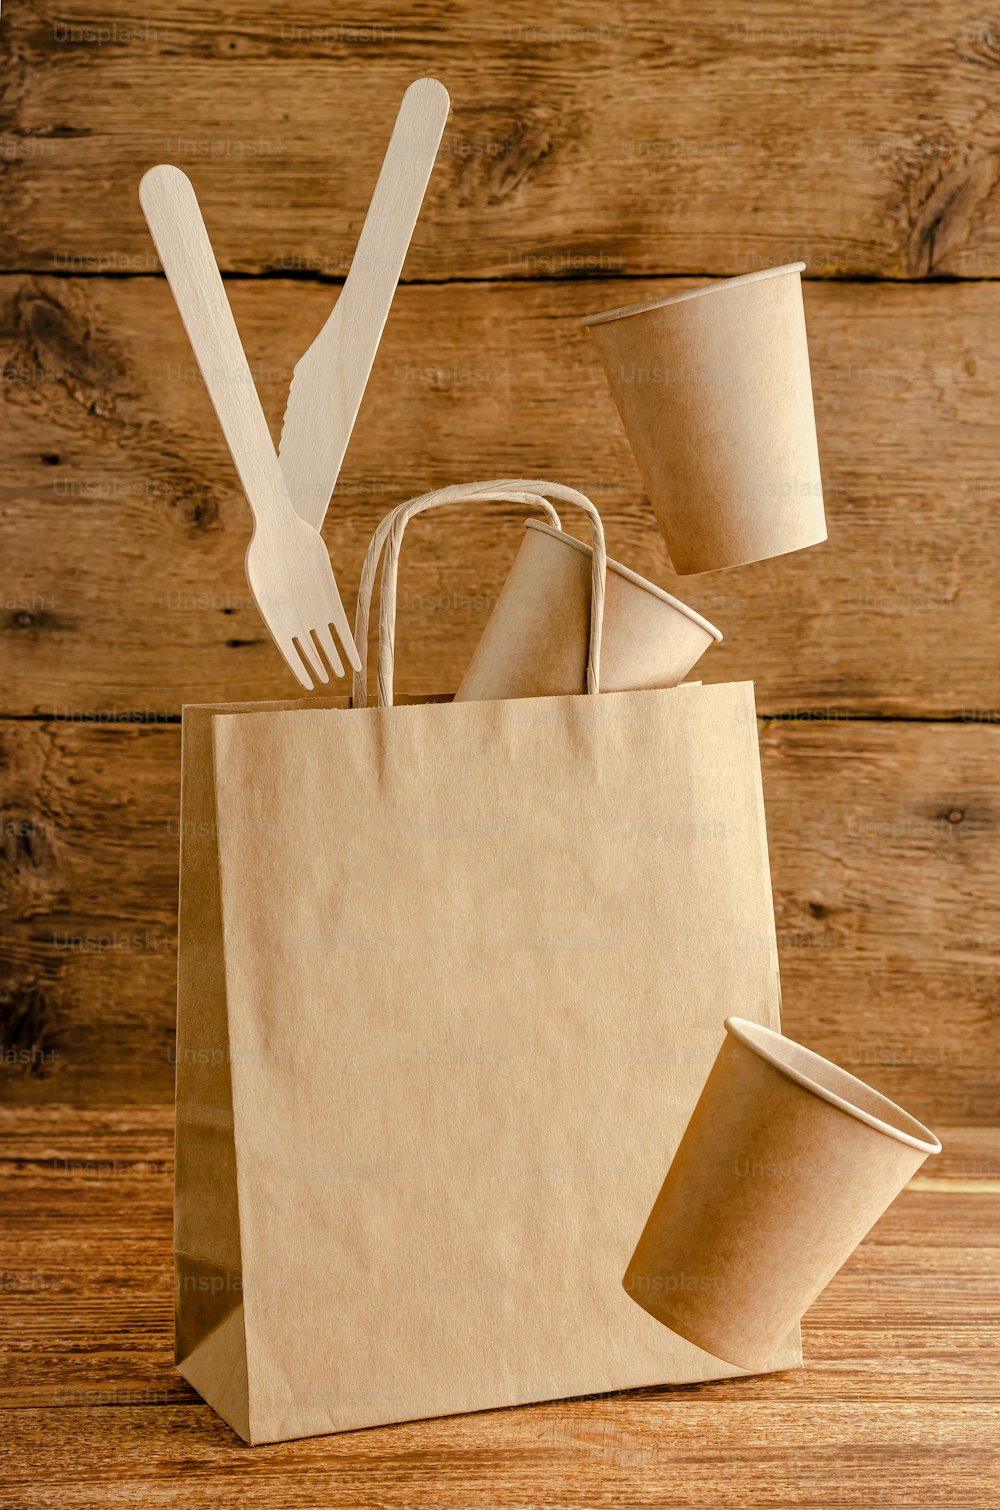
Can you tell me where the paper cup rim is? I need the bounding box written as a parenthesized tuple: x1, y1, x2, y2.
(524, 520, 724, 641)
(580, 263, 807, 328)
(724, 1017, 942, 1155)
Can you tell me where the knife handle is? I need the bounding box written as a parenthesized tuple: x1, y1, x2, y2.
(139, 164, 293, 538)
(347, 78, 450, 304)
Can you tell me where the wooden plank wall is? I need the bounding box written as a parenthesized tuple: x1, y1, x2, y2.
(1, 0, 998, 1127)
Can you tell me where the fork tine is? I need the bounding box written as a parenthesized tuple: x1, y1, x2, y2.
(314, 622, 345, 680)
(294, 631, 330, 686)
(278, 636, 314, 691)
(326, 579, 362, 674)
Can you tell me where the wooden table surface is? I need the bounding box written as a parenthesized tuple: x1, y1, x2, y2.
(2, 1109, 998, 1507)
(2, 0, 998, 1502)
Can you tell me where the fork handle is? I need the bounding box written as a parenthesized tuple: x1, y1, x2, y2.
(140, 164, 293, 537)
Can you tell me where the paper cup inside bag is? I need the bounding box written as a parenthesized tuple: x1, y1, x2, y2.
(454, 520, 721, 702)
(584, 264, 827, 575)
(623, 1016, 941, 1371)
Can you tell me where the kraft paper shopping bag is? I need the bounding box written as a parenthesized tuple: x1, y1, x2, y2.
(173, 486, 800, 1444)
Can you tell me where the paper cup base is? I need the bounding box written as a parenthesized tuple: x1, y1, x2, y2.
(670, 520, 829, 578)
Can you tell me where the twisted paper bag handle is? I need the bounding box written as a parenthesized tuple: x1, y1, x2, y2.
(350, 479, 607, 708)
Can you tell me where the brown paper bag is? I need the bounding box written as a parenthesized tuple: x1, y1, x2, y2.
(174, 489, 800, 1445)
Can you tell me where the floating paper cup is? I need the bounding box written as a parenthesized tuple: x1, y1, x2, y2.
(454, 519, 722, 701)
(583, 264, 827, 575)
(623, 1016, 941, 1370)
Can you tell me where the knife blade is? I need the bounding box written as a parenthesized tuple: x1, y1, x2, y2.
(278, 77, 450, 531)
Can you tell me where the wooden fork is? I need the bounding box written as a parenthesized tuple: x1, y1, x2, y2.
(139, 164, 360, 689)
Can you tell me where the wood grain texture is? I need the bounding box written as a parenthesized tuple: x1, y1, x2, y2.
(6, 1402, 995, 1509)
(2, 0, 1000, 281)
(1, 717, 997, 1114)
(1, 4, 994, 1501)
(1, 1109, 997, 1507)
(3, 275, 999, 717)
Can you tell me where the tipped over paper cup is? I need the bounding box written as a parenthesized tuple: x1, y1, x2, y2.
(584, 264, 827, 575)
(623, 1016, 941, 1371)
(454, 519, 722, 702)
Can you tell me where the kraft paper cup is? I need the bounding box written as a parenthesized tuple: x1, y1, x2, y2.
(583, 264, 827, 575)
(454, 519, 722, 702)
(623, 1016, 941, 1371)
